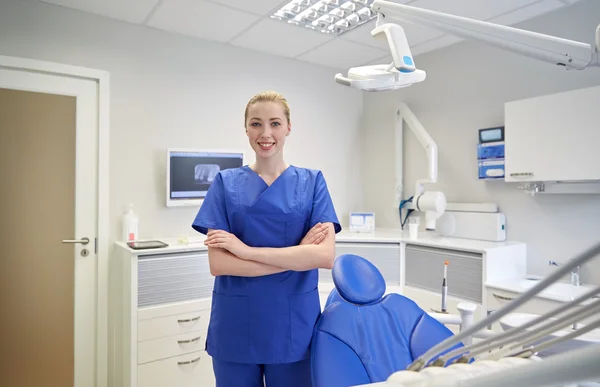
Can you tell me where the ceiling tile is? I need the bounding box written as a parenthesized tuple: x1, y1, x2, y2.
(297, 39, 389, 69)
(489, 0, 565, 26)
(408, 0, 542, 21)
(339, 21, 389, 50)
(410, 35, 463, 56)
(146, 0, 260, 43)
(206, 0, 287, 15)
(39, 0, 160, 24)
(229, 18, 335, 58)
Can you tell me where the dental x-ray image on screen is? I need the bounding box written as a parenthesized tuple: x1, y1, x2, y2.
(166, 149, 244, 207)
(194, 164, 220, 184)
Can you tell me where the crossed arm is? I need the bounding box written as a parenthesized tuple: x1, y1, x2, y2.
(205, 222, 336, 277)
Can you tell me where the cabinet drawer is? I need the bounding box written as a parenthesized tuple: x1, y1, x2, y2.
(138, 351, 215, 387)
(138, 299, 212, 321)
(138, 309, 210, 342)
(138, 330, 206, 364)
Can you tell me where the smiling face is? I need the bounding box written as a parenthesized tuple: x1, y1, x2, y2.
(245, 100, 291, 160)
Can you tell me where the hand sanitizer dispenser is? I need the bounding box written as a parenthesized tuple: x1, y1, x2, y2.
(122, 204, 139, 242)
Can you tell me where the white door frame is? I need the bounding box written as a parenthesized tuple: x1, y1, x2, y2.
(0, 54, 110, 387)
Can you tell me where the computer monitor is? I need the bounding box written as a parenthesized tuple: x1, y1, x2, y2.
(166, 148, 245, 207)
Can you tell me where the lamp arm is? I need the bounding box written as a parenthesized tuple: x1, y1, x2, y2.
(398, 103, 438, 195)
(371, 0, 599, 70)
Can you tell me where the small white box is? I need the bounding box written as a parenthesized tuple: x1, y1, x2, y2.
(349, 212, 375, 233)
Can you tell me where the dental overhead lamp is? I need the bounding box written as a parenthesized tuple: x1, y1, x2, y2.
(334, 0, 600, 91)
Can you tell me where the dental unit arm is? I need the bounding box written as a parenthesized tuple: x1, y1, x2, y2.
(335, 1, 599, 92)
(397, 103, 446, 230)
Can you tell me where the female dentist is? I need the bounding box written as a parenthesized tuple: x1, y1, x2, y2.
(192, 90, 342, 387)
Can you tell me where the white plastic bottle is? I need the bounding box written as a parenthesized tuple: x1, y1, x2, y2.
(122, 204, 139, 242)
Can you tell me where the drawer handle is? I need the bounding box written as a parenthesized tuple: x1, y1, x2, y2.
(177, 316, 201, 323)
(493, 293, 515, 301)
(177, 336, 202, 344)
(177, 356, 201, 366)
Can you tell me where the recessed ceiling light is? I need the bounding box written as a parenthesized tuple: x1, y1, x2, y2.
(270, 0, 377, 36)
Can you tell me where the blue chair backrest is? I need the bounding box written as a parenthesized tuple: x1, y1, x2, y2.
(311, 254, 464, 387)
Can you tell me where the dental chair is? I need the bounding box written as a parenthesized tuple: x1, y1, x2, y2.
(311, 254, 466, 387)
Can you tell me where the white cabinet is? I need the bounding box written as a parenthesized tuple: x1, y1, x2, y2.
(109, 243, 215, 387)
(504, 85, 600, 183)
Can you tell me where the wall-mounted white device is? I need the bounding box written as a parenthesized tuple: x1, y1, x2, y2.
(436, 211, 506, 242)
(349, 212, 375, 233)
(166, 148, 245, 207)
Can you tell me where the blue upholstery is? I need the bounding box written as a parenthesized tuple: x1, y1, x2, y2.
(311, 254, 464, 387)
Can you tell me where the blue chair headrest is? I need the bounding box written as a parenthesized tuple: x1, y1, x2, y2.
(332, 254, 386, 304)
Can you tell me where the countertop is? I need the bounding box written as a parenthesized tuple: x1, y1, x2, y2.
(336, 228, 524, 253)
(115, 228, 524, 255)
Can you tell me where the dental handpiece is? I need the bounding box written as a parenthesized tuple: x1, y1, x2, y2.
(441, 261, 448, 313)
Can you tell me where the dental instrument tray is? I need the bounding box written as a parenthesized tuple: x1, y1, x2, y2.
(127, 240, 169, 250)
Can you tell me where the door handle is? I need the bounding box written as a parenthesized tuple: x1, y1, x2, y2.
(62, 237, 90, 245)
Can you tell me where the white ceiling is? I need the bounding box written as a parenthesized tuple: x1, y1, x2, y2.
(38, 0, 582, 70)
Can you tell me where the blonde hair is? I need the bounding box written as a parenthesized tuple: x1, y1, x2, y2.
(244, 91, 291, 127)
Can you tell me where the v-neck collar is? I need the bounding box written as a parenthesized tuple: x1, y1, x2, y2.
(244, 164, 294, 187)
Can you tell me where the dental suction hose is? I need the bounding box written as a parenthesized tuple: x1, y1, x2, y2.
(406, 241, 600, 371)
(438, 285, 600, 363)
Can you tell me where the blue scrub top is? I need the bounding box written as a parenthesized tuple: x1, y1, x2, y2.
(192, 165, 342, 365)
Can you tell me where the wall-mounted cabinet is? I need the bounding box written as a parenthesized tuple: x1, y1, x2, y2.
(504, 85, 600, 184)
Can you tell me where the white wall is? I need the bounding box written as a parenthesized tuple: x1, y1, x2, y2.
(0, 0, 364, 244)
(361, 0, 600, 285)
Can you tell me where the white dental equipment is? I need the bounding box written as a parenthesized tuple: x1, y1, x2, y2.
(335, 1, 599, 92)
(397, 103, 446, 230)
(334, 23, 426, 91)
(349, 212, 376, 233)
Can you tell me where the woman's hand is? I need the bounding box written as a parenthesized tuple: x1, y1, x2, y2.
(204, 230, 250, 258)
(300, 222, 328, 245)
